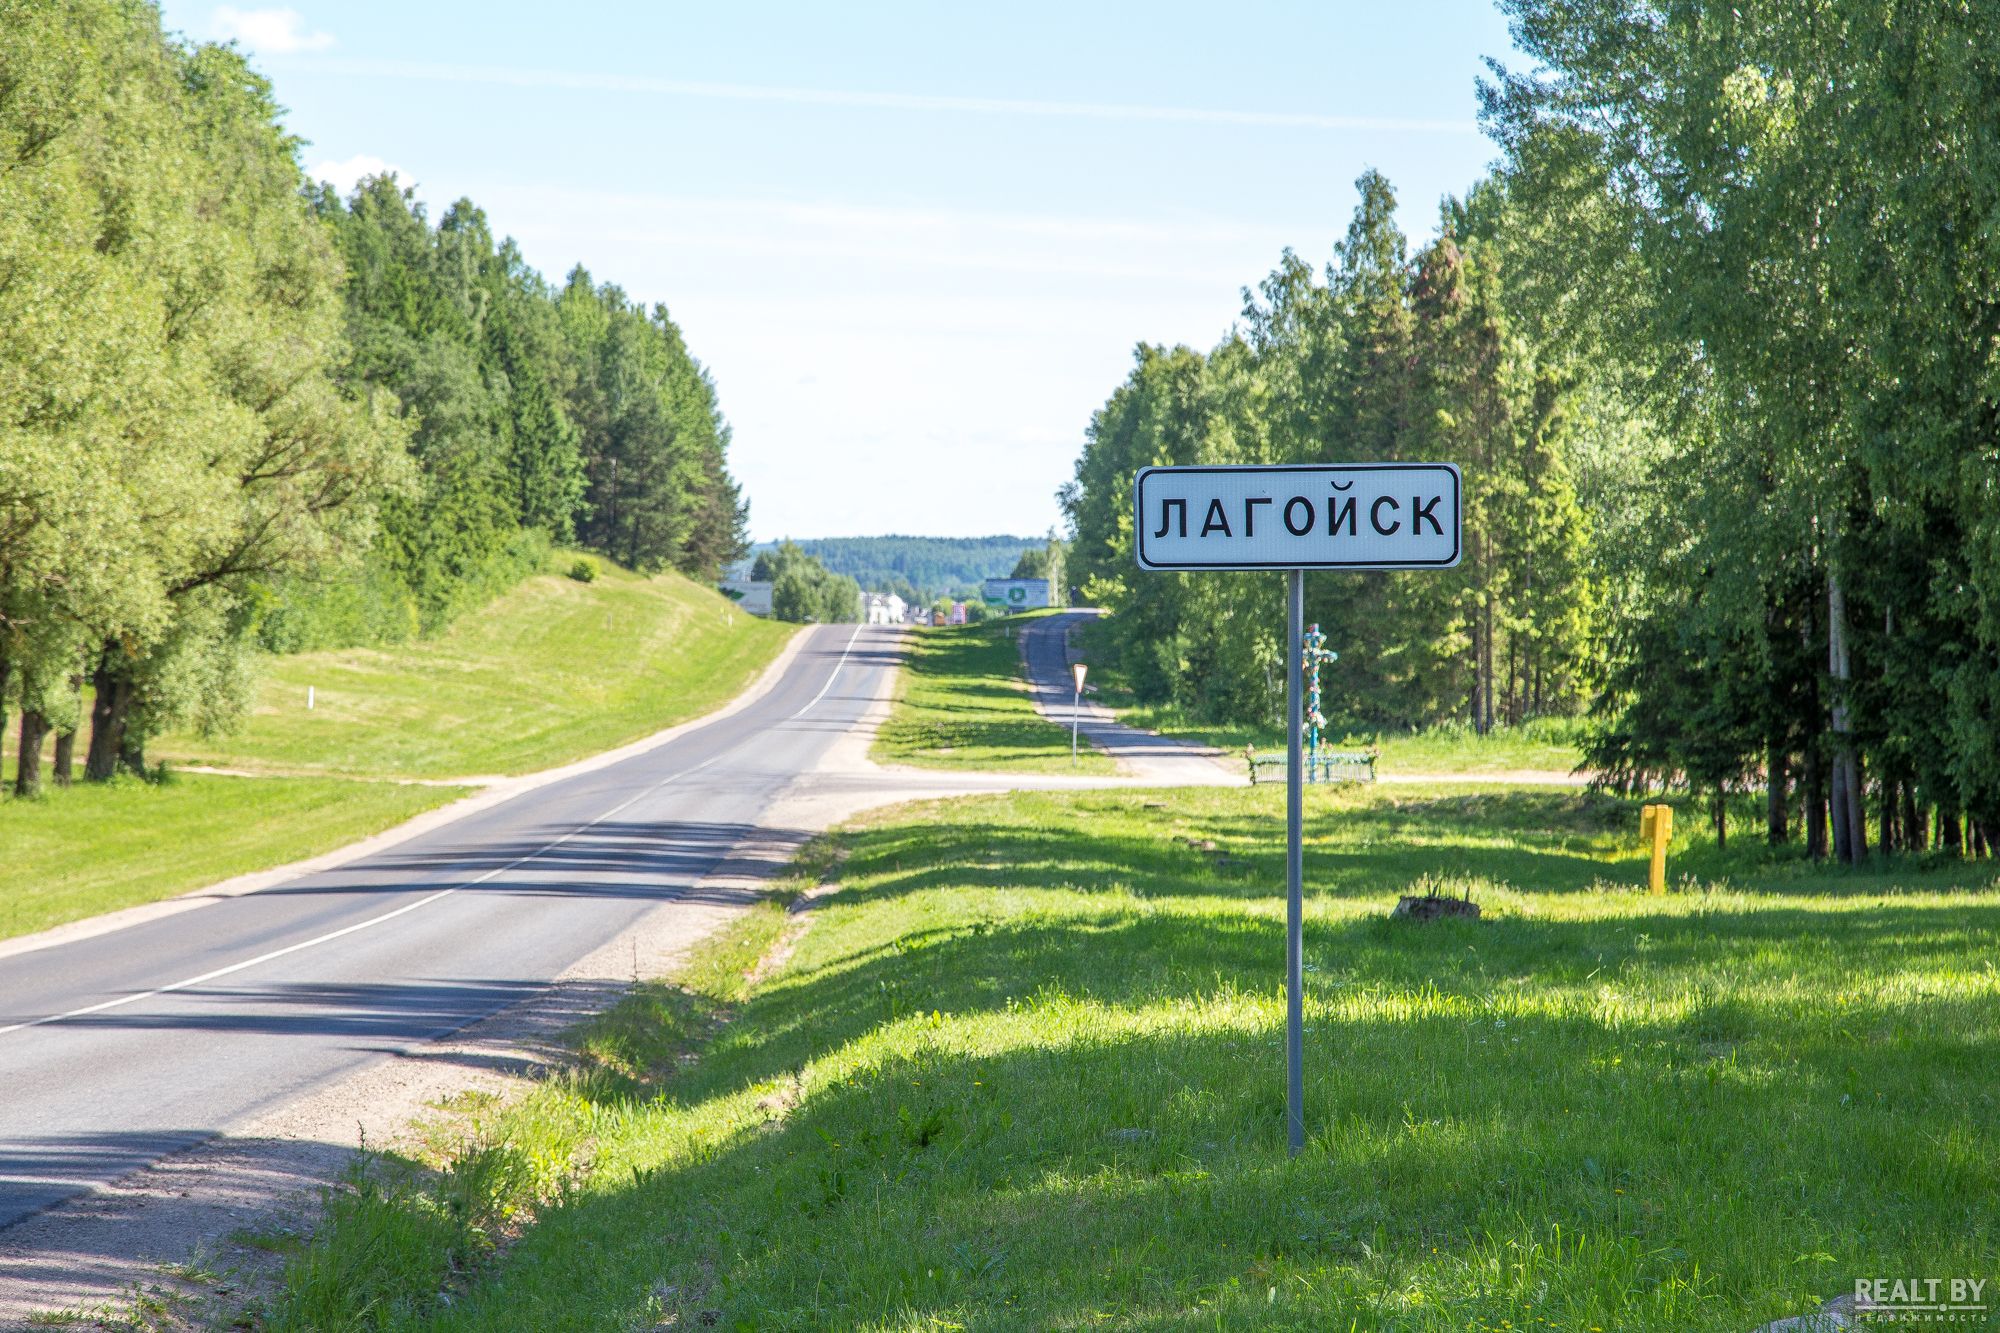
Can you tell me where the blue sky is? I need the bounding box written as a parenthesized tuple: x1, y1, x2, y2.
(162, 2, 1527, 540)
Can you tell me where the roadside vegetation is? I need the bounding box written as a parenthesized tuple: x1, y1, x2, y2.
(154, 558, 790, 780)
(872, 613, 1117, 774)
(1077, 617, 1585, 776)
(258, 783, 1999, 1330)
(1115, 708, 1586, 777)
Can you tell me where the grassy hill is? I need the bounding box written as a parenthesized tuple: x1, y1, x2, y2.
(4, 556, 794, 941)
(156, 556, 793, 780)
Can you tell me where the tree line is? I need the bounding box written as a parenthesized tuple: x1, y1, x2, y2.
(0, 0, 747, 796)
(1064, 170, 1601, 732)
(784, 535, 1048, 604)
(1066, 0, 2000, 864)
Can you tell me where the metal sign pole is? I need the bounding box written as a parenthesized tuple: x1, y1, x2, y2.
(1072, 685, 1080, 764)
(1071, 661, 1087, 766)
(1128, 462, 1462, 1157)
(1285, 567, 1305, 1155)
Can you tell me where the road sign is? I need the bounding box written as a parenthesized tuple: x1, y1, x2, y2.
(1134, 463, 1461, 571)
(1133, 461, 1462, 1157)
(1071, 662, 1087, 692)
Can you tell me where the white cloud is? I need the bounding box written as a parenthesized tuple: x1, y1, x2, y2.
(309, 154, 400, 197)
(211, 7, 334, 54)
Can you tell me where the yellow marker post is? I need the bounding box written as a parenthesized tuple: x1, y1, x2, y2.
(1640, 803, 1672, 894)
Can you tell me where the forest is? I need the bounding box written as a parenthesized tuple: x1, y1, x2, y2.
(1064, 0, 2000, 862)
(779, 535, 1047, 603)
(0, 1, 747, 795)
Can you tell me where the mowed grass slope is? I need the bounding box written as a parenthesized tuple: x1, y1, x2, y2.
(0, 774, 462, 940)
(267, 785, 2000, 1331)
(873, 613, 1117, 774)
(155, 558, 793, 779)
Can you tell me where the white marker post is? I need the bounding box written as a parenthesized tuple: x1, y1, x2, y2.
(1134, 462, 1461, 1154)
(1071, 661, 1088, 764)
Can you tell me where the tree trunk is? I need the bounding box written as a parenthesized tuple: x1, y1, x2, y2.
(1904, 787, 1925, 853)
(1943, 809, 1963, 857)
(0, 644, 11, 792)
(52, 727, 75, 787)
(15, 708, 49, 798)
(51, 671, 79, 788)
(85, 649, 131, 782)
(1826, 572, 1865, 864)
(1879, 776, 1898, 855)
(1803, 744, 1828, 859)
(1712, 790, 1727, 850)
(1766, 746, 1789, 845)
(1481, 594, 1496, 734)
(1829, 749, 1852, 862)
(1847, 750, 1868, 860)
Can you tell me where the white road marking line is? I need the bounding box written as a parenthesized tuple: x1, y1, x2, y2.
(789, 621, 868, 720)
(0, 750, 729, 1039)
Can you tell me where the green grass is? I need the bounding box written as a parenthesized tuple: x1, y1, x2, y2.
(0, 772, 463, 940)
(264, 784, 2000, 1331)
(155, 555, 794, 780)
(873, 613, 1118, 774)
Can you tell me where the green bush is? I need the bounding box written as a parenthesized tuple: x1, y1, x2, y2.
(567, 558, 598, 583)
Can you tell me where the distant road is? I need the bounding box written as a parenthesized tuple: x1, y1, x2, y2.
(1016, 611, 1240, 785)
(0, 623, 902, 1230)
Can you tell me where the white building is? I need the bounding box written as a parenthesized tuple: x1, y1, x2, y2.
(720, 580, 774, 616)
(865, 593, 908, 625)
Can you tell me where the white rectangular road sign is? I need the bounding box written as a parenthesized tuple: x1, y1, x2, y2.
(1134, 463, 1461, 570)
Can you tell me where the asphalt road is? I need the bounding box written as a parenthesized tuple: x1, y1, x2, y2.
(0, 622, 901, 1231)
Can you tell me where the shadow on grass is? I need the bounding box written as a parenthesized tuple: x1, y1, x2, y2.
(408, 804, 2000, 1329)
(434, 897, 2000, 1330)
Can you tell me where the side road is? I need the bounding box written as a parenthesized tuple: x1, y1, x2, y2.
(1017, 609, 1243, 785)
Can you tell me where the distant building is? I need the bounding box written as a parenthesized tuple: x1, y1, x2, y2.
(865, 593, 908, 625)
(982, 578, 1051, 613)
(720, 580, 773, 616)
(949, 601, 969, 625)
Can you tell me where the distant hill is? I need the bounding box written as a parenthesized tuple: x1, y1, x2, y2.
(747, 535, 1044, 603)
